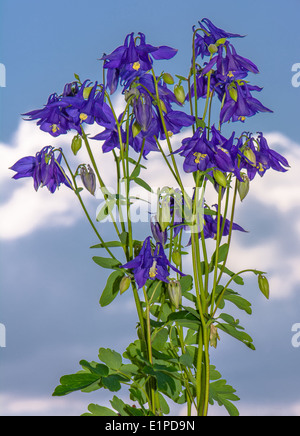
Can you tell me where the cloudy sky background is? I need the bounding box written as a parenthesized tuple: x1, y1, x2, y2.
(1, 0, 300, 416)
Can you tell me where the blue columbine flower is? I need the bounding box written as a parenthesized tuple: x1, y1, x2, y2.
(23, 92, 71, 137)
(238, 132, 290, 179)
(102, 32, 177, 94)
(194, 18, 244, 59)
(10, 146, 73, 193)
(23, 81, 115, 137)
(220, 81, 273, 124)
(121, 236, 185, 289)
(201, 42, 259, 81)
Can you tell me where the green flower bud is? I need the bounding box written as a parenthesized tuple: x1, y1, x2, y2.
(213, 169, 227, 188)
(71, 134, 82, 156)
(208, 44, 218, 54)
(120, 276, 131, 295)
(172, 251, 181, 267)
(168, 279, 182, 309)
(174, 84, 186, 104)
(258, 274, 269, 299)
(244, 147, 257, 166)
(132, 120, 142, 138)
(162, 73, 174, 85)
(159, 99, 167, 113)
(229, 87, 238, 102)
(83, 86, 93, 99)
(158, 197, 171, 232)
(237, 173, 250, 201)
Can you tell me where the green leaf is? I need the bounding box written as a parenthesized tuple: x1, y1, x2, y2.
(209, 379, 240, 416)
(96, 199, 116, 222)
(53, 373, 100, 396)
(82, 403, 118, 417)
(102, 375, 122, 392)
(110, 396, 129, 416)
(211, 243, 229, 266)
(98, 347, 123, 370)
(130, 165, 141, 179)
(217, 322, 255, 349)
(99, 270, 124, 307)
(219, 266, 244, 285)
(167, 310, 201, 330)
(92, 256, 122, 269)
(224, 292, 252, 315)
(90, 241, 123, 249)
(79, 360, 109, 377)
(133, 177, 153, 193)
(151, 328, 169, 351)
(179, 275, 193, 293)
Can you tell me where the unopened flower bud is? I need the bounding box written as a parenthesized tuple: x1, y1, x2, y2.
(229, 87, 238, 102)
(71, 134, 82, 156)
(124, 87, 140, 103)
(168, 279, 182, 309)
(80, 165, 96, 196)
(120, 276, 131, 295)
(208, 44, 218, 54)
(162, 73, 174, 85)
(243, 147, 257, 166)
(237, 173, 250, 201)
(132, 120, 142, 138)
(172, 251, 181, 267)
(151, 217, 167, 246)
(258, 274, 269, 299)
(174, 84, 186, 104)
(83, 86, 93, 99)
(213, 169, 227, 188)
(158, 198, 171, 232)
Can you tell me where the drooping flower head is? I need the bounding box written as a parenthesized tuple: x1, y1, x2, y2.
(10, 146, 73, 193)
(121, 236, 185, 289)
(194, 18, 244, 59)
(101, 32, 178, 94)
(237, 132, 290, 180)
(23, 81, 115, 137)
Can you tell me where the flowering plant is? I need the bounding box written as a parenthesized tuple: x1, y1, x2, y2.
(10, 18, 289, 416)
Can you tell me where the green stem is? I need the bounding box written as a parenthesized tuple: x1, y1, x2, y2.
(81, 127, 121, 237)
(210, 185, 223, 316)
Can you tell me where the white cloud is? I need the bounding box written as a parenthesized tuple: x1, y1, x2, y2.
(0, 393, 89, 416)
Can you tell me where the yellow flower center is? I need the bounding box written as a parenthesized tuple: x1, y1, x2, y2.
(132, 61, 141, 71)
(238, 116, 246, 121)
(193, 152, 207, 164)
(80, 113, 88, 122)
(149, 261, 157, 278)
(51, 124, 59, 133)
(227, 71, 234, 78)
(256, 162, 265, 172)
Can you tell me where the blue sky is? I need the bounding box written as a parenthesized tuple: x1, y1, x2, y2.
(1, 0, 300, 416)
